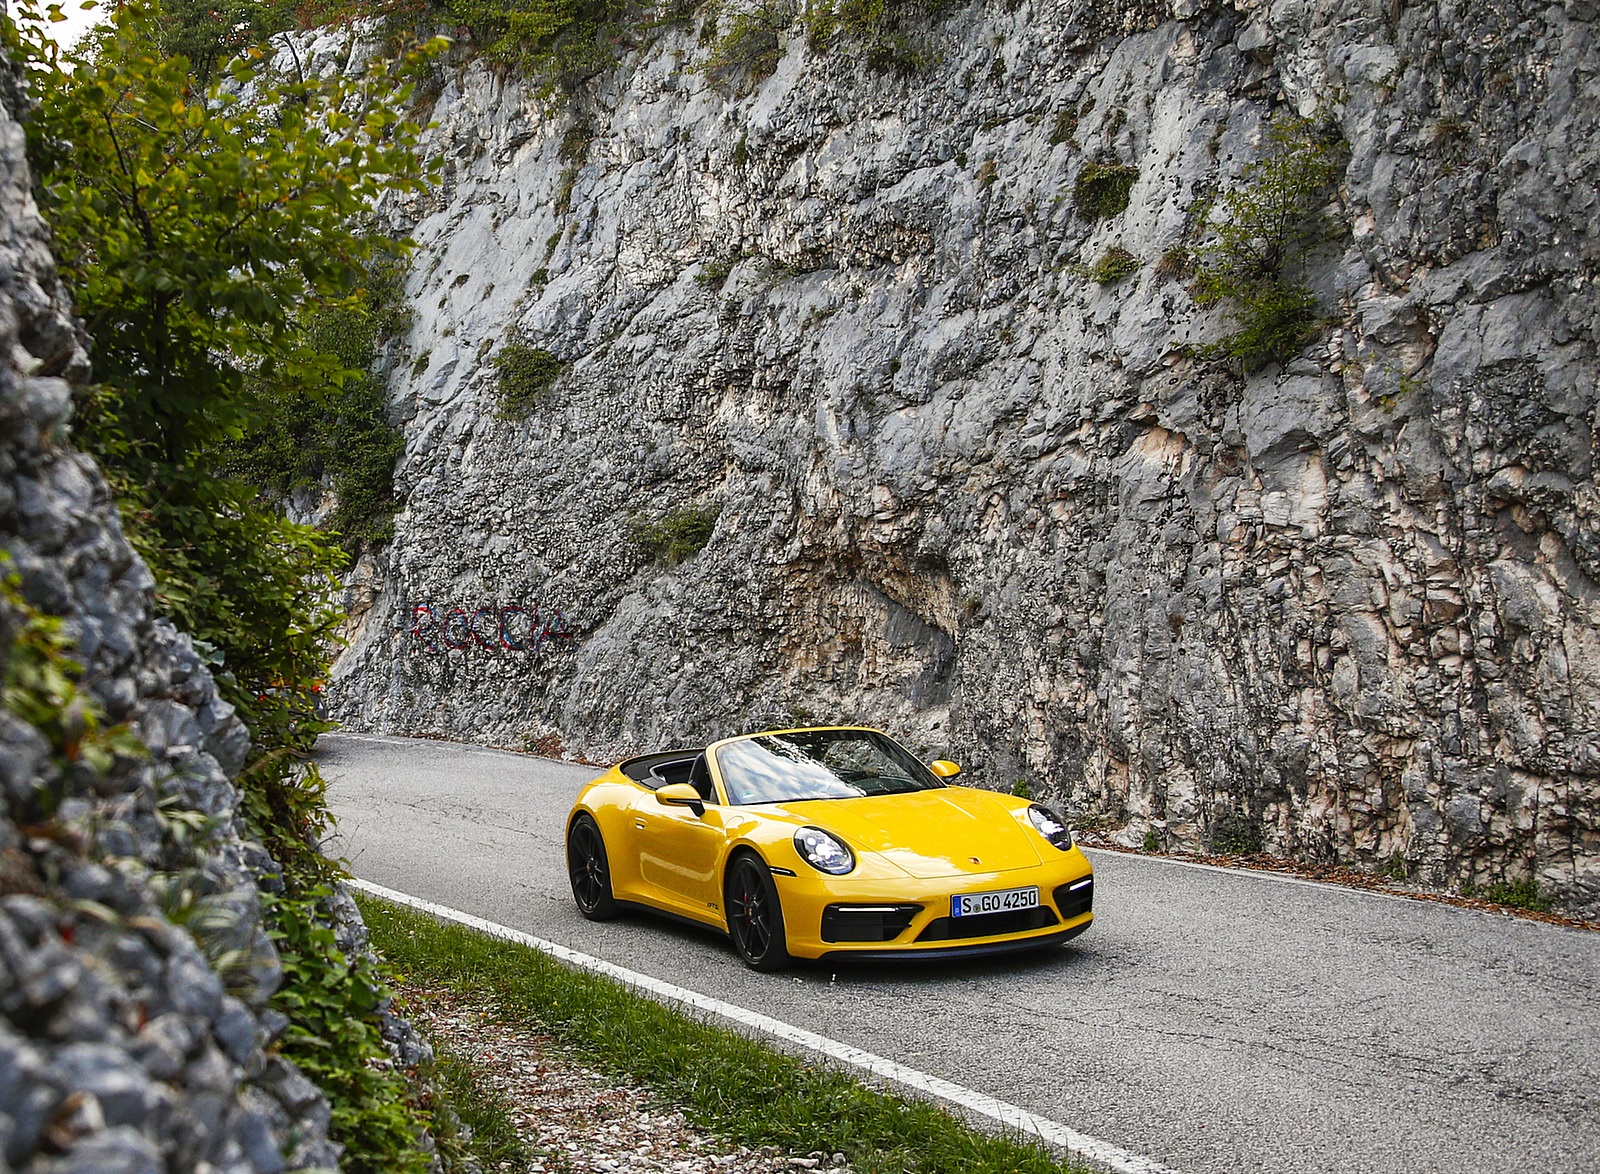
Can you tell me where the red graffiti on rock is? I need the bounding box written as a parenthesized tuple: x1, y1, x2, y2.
(407, 603, 574, 654)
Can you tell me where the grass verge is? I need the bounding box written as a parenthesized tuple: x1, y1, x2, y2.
(415, 1036, 532, 1173)
(358, 894, 1096, 1174)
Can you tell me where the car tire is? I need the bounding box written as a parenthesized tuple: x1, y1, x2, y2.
(724, 853, 790, 971)
(567, 813, 618, 920)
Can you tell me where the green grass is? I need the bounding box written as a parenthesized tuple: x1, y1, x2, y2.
(420, 1039, 532, 1174)
(358, 895, 1095, 1174)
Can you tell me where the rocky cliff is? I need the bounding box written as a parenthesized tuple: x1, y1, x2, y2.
(0, 58, 353, 1173)
(323, 0, 1599, 915)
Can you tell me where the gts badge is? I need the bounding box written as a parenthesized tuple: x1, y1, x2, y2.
(707, 901, 720, 911)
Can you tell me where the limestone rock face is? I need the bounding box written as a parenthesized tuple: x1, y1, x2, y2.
(324, 1, 1599, 914)
(0, 57, 350, 1173)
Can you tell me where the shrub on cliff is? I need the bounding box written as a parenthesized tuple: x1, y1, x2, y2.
(1192, 114, 1348, 369)
(628, 505, 721, 564)
(1073, 160, 1140, 220)
(703, 0, 793, 89)
(492, 339, 564, 415)
(443, 0, 635, 88)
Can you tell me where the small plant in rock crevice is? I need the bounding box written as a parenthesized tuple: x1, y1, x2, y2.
(1207, 804, 1264, 855)
(1475, 878, 1552, 912)
(627, 505, 721, 564)
(492, 340, 564, 416)
(1, 563, 146, 820)
(1088, 245, 1140, 284)
(1073, 160, 1139, 220)
(805, 0, 957, 75)
(1155, 245, 1195, 281)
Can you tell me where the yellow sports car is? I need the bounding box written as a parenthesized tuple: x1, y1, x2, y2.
(565, 726, 1094, 969)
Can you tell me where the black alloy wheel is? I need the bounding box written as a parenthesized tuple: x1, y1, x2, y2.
(725, 854, 790, 971)
(567, 814, 618, 919)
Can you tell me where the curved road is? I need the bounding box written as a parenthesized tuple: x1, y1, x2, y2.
(318, 733, 1600, 1174)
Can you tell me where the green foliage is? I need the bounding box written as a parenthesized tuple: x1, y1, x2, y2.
(269, 887, 431, 1174)
(1, 563, 146, 818)
(1142, 827, 1161, 853)
(441, 0, 636, 89)
(1073, 161, 1138, 220)
(628, 505, 720, 564)
(1479, 878, 1552, 912)
(226, 255, 411, 558)
(805, 0, 954, 75)
(1088, 246, 1139, 284)
(1207, 806, 1264, 855)
(13, 2, 436, 468)
(1191, 114, 1348, 369)
(1010, 779, 1031, 799)
(1198, 282, 1322, 368)
(6, 5, 444, 1168)
(364, 896, 1098, 1174)
(862, 29, 940, 76)
(492, 340, 564, 415)
(153, 0, 294, 86)
(703, 0, 793, 88)
(1378, 851, 1411, 880)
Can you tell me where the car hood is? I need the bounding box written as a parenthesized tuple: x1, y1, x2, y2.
(774, 787, 1045, 879)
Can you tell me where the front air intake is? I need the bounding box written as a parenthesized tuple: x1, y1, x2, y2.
(821, 904, 923, 943)
(916, 906, 1059, 942)
(1053, 877, 1094, 920)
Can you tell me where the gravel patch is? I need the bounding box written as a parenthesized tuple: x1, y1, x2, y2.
(397, 981, 851, 1174)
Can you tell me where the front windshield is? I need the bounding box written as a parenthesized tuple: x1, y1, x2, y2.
(715, 729, 945, 806)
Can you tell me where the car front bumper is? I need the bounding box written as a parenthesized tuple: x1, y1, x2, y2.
(771, 848, 1094, 960)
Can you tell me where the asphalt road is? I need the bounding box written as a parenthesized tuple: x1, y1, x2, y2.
(318, 732, 1600, 1174)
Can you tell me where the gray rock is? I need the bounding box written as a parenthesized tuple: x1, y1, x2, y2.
(33, 1126, 162, 1174)
(319, 2, 1599, 915)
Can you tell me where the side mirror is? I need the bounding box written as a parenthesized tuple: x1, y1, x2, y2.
(655, 782, 705, 816)
(929, 759, 961, 779)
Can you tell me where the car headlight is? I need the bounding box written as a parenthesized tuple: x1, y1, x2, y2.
(794, 827, 855, 875)
(1027, 804, 1074, 850)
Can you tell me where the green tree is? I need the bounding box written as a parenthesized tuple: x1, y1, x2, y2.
(7, 0, 439, 726)
(5, 5, 444, 1168)
(1192, 115, 1348, 368)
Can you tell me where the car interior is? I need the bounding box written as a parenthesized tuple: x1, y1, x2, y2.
(622, 750, 717, 802)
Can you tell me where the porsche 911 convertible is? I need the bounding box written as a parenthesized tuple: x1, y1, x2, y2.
(564, 726, 1094, 969)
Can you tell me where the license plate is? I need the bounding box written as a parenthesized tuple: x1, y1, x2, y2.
(951, 885, 1039, 918)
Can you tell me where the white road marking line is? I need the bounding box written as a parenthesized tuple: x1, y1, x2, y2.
(1079, 845, 1423, 901)
(349, 877, 1178, 1174)
(1079, 845, 1537, 919)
